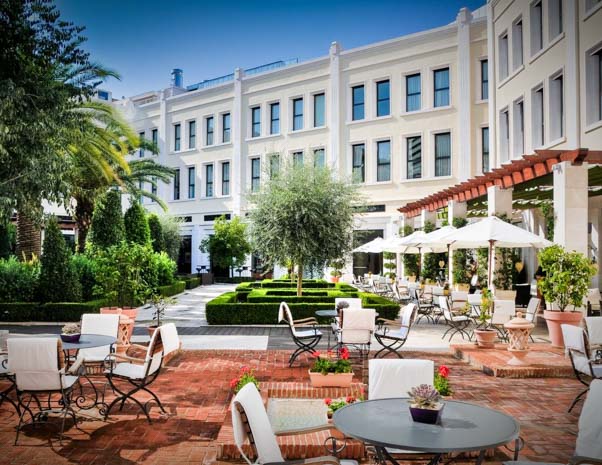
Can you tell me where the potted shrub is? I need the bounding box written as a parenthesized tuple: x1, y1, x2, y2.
(324, 392, 363, 419)
(309, 348, 353, 388)
(407, 384, 444, 424)
(229, 366, 260, 393)
(60, 322, 81, 343)
(147, 293, 176, 336)
(474, 288, 496, 348)
(538, 245, 596, 348)
(329, 259, 344, 283)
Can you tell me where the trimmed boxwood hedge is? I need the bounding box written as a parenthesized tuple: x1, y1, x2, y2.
(0, 299, 107, 322)
(183, 277, 201, 289)
(158, 280, 186, 297)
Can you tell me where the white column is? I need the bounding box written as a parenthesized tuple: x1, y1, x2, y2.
(447, 200, 467, 283)
(589, 202, 601, 288)
(456, 8, 472, 181)
(232, 68, 244, 216)
(564, 0, 580, 148)
(487, 185, 513, 217)
(329, 42, 341, 171)
(398, 214, 407, 278)
(486, 1, 497, 169)
(419, 209, 437, 229)
(553, 161, 588, 255)
(158, 91, 168, 200)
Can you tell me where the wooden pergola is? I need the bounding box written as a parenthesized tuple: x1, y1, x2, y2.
(398, 149, 602, 218)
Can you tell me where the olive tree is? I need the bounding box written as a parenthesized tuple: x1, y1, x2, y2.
(248, 163, 360, 296)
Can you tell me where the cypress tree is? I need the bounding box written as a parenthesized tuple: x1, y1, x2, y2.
(39, 217, 81, 302)
(124, 201, 150, 246)
(147, 214, 164, 253)
(88, 190, 125, 249)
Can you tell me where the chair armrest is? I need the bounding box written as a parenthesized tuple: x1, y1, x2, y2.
(294, 317, 319, 326)
(570, 456, 602, 465)
(110, 353, 146, 364)
(274, 424, 335, 436)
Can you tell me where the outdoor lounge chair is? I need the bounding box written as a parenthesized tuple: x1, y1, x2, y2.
(439, 296, 471, 341)
(103, 323, 180, 423)
(373, 303, 416, 358)
(561, 324, 602, 413)
(504, 379, 602, 465)
(411, 288, 435, 324)
(232, 382, 358, 465)
(8, 338, 80, 445)
(278, 302, 322, 367)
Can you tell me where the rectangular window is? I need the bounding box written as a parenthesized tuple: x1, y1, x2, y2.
(189, 120, 196, 149)
(188, 166, 195, 198)
(550, 74, 564, 140)
(434, 132, 451, 177)
(548, 0, 562, 39)
(251, 157, 261, 193)
(376, 140, 391, 182)
(352, 144, 365, 183)
(434, 68, 450, 107)
(221, 162, 230, 196)
(293, 98, 303, 131)
(174, 124, 181, 151)
(251, 106, 261, 138)
(513, 100, 524, 157)
(313, 93, 325, 127)
(222, 113, 231, 143)
(480, 60, 488, 100)
(173, 169, 180, 200)
(376, 80, 390, 117)
(151, 128, 158, 147)
(482, 127, 490, 172)
(151, 176, 157, 199)
(139, 131, 145, 157)
(352, 85, 365, 120)
(586, 49, 602, 125)
(270, 102, 280, 134)
(406, 74, 421, 111)
(269, 153, 280, 179)
(205, 117, 213, 146)
(499, 33, 509, 80)
(512, 20, 524, 70)
(530, 1, 543, 56)
(292, 151, 304, 166)
(205, 164, 214, 197)
(406, 136, 422, 179)
(500, 109, 510, 161)
(313, 148, 325, 168)
(532, 87, 545, 147)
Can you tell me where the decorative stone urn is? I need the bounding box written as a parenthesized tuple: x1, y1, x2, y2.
(504, 312, 535, 366)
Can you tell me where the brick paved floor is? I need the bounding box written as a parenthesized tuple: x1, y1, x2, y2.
(0, 349, 584, 464)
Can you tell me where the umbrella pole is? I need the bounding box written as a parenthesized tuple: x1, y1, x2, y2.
(418, 247, 422, 281)
(447, 244, 452, 285)
(488, 240, 495, 290)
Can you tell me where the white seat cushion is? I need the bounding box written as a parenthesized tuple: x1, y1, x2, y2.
(379, 327, 409, 340)
(593, 364, 602, 377)
(62, 375, 79, 390)
(451, 315, 469, 322)
(294, 329, 322, 339)
(108, 363, 146, 380)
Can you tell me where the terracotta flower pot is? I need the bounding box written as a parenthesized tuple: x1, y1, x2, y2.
(474, 329, 497, 348)
(147, 325, 159, 337)
(543, 310, 583, 348)
(308, 370, 353, 388)
(330, 276, 340, 283)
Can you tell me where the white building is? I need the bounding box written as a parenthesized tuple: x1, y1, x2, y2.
(115, 6, 490, 276)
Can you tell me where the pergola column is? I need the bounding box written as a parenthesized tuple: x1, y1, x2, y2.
(553, 161, 588, 256)
(487, 185, 513, 217)
(447, 200, 467, 284)
(420, 209, 437, 228)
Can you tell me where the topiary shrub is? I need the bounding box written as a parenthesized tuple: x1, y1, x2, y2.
(72, 254, 96, 301)
(88, 190, 125, 250)
(153, 251, 176, 286)
(0, 256, 39, 302)
(148, 214, 164, 253)
(124, 201, 151, 246)
(38, 217, 81, 302)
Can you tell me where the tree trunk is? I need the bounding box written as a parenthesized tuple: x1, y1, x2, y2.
(16, 211, 41, 260)
(74, 195, 94, 253)
(297, 263, 303, 297)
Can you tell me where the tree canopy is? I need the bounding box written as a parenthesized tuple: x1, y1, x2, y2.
(248, 163, 360, 295)
(200, 215, 251, 272)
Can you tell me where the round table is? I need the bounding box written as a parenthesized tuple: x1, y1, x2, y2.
(61, 334, 117, 351)
(316, 309, 338, 318)
(333, 398, 520, 464)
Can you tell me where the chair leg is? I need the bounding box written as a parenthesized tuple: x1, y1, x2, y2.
(140, 386, 166, 414)
(568, 388, 589, 413)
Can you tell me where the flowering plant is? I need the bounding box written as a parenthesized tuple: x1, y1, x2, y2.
(324, 389, 364, 417)
(229, 366, 259, 393)
(310, 348, 352, 375)
(408, 384, 442, 410)
(61, 322, 81, 335)
(434, 365, 452, 396)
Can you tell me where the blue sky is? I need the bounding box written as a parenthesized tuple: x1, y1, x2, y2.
(57, 0, 485, 98)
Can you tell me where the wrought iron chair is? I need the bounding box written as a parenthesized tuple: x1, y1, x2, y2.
(524, 298, 541, 342)
(8, 338, 80, 445)
(504, 379, 602, 465)
(490, 300, 516, 342)
(585, 317, 602, 359)
(439, 296, 471, 341)
(0, 347, 19, 416)
(561, 324, 602, 413)
(374, 303, 416, 358)
(586, 288, 601, 317)
(103, 323, 180, 423)
(337, 308, 376, 358)
(232, 382, 358, 465)
(410, 287, 435, 324)
(278, 302, 322, 367)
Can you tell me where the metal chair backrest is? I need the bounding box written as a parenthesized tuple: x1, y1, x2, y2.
(575, 379, 602, 459)
(160, 323, 180, 356)
(232, 382, 283, 465)
(80, 313, 120, 360)
(335, 297, 362, 310)
(341, 308, 376, 344)
(585, 317, 602, 347)
(561, 324, 592, 377)
(400, 303, 416, 328)
(8, 338, 63, 391)
(492, 300, 515, 325)
(369, 359, 434, 400)
(144, 328, 164, 378)
(432, 286, 445, 296)
(439, 296, 453, 321)
(524, 298, 540, 324)
(467, 293, 482, 305)
(451, 291, 468, 303)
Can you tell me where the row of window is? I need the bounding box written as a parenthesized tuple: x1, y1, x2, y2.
(171, 162, 230, 200)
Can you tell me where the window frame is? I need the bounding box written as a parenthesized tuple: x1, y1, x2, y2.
(251, 157, 261, 193)
(376, 79, 390, 117)
(481, 126, 490, 173)
(313, 93, 325, 128)
(530, 1, 543, 56)
(292, 97, 304, 131)
(405, 73, 421, 112)
(512, 18, 524, 70)
(480, 59, 489, 100)
(433, 67, 450, 108)
(189, 120, 197, 149)
(351, 143, 365, 183)
(270, 102, 280, 134)
(406, 135, 422, 180)
(376, 139, 391, 182)
(313, 148, 325, 168)
(173, 168, 180, 200)
(251, 106, 261, 138)
(139, 131, 145, 157)
(221, 161, 230, 196)
(222, 113, 231, 143)
(174, 123, 181, 151)
(351, 85, 365, 121)
(187, 166, 195, 199)
(434, 131, 452, 177)
(151, 128, 158, 147)
(205, 163, 214, 198)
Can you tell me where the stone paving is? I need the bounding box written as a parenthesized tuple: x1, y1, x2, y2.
(0, 348, 584, 464)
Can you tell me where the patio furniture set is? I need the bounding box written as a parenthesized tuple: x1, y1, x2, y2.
(0, 315, 180, 444)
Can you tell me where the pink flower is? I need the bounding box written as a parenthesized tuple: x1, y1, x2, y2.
(324, 398, 332, 406)
(340, 347, 350, 360)
(438, 365, 450, 378)
(312, 350, 321, 358)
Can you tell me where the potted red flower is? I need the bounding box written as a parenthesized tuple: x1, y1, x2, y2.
(434, 365, 452, 397)
(230, 366, 260, 393)
(309, 348, 354, 388)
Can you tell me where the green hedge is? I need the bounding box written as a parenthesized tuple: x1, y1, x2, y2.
(264, 290, 329, 297)
(214, 276, 256, 284)
(0, 299, 106, 322)
(183, 277, 201, 289)
(158, 280, 186, 297)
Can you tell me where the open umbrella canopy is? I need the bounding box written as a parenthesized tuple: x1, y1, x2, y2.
(382, 230, 428, 253)
(352, 237, 386, 253)
(415, 225, 457, 252)
(444, 216, 552, 249)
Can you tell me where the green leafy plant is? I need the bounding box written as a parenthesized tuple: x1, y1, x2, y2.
(229, 366, 260, 393)
(537, 245, 596, 312)
(148, 214, 164, 253)
(200, 215, 251, 274)
(401, 225, 419, 278)
(310, 347, 353, 375)
(434, 365, 452, 396)
(124, 201, 151, 246)
(0, 256, 40, 302)
(72, 253, 97, 301)
(324, 391, 364, 417)
(153, 251, 177, 286)
(159, 215, 183, 261)
(149, 293, 176, 327)
(88, 190, 125, 250)
(479, 288, 494, 325)
(329, 259, 345, 278)
(408, 384, 442, 409)
(383, 252, 397, 279)
(452, 218, 469, 284)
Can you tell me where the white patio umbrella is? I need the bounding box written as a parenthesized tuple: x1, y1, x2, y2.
(383, 230, 428, 254)
(416, 225, 457, 283)
(352, 237, 386, 253)
(443, 216, 553, 289)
